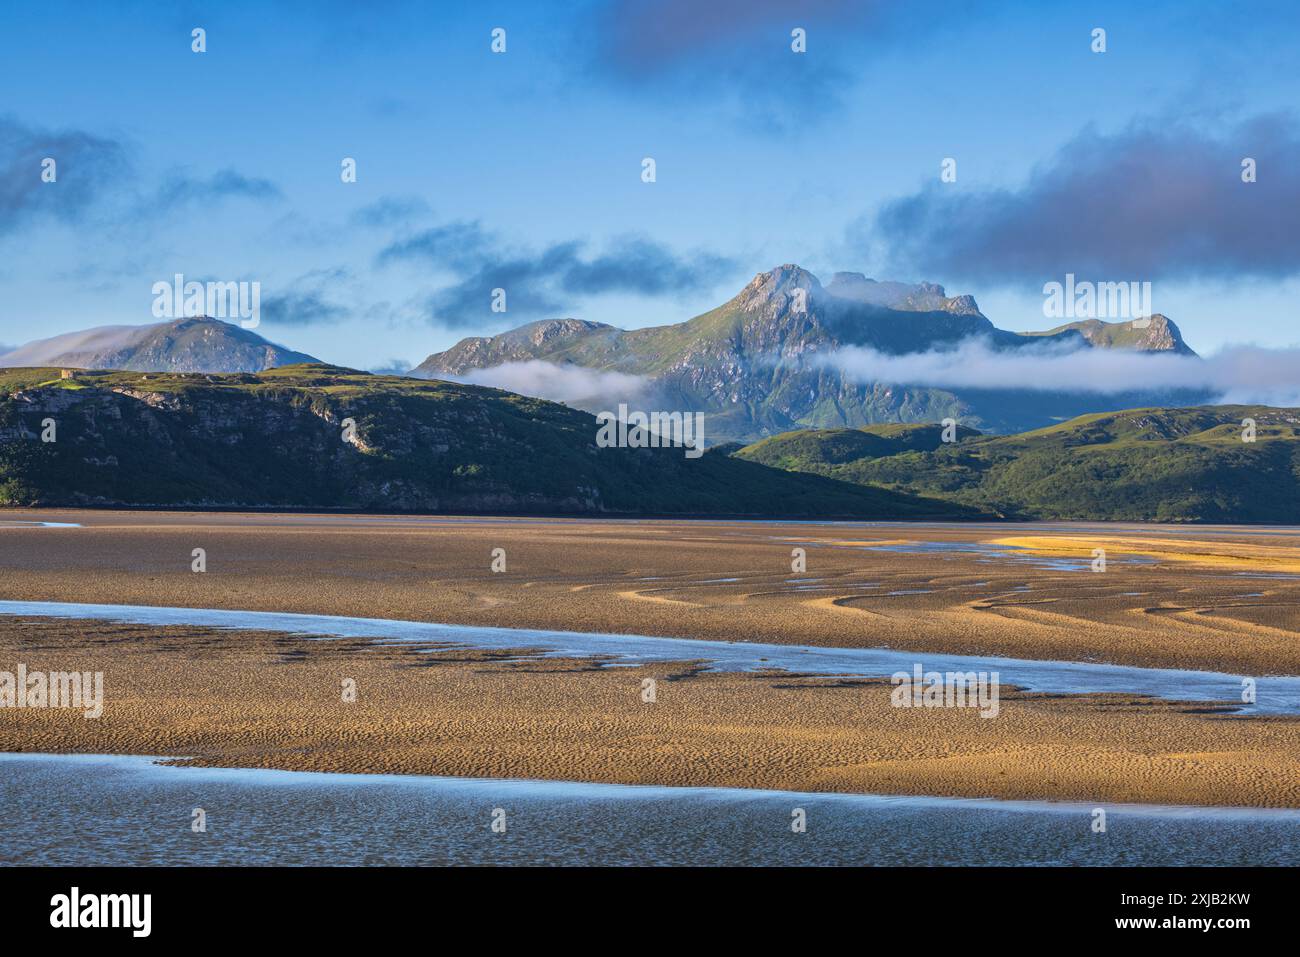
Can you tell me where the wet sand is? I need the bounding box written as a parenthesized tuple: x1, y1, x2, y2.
(3, 615, 1298, 808)
(993, 534, 1300, 574)
(1, 510, 1299, 674)
(2, 510, 1297, 808)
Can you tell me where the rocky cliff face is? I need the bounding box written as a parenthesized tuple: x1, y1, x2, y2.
(1134, 315, 1190, 353)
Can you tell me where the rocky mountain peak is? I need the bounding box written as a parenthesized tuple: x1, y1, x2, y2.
(743, 261, 821, 299)
(522, 318, 611, 347)
(736, 264, 823, 314)
(824, 272, 982, 316)
(1133, 314, 1190, 352)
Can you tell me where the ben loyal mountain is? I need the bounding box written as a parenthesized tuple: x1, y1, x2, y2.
(415, 265, 1201, 441)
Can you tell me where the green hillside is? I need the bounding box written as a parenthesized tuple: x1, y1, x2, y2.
(0, 364, 973, 518)
(734, 407, 1300, 522)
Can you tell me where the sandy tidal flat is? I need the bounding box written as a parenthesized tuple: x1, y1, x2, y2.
(1, 614, 1299, 808)
(2, 510, 1300, 674)
(1, 511, 1298, 808)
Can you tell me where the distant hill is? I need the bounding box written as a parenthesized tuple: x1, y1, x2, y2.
(733, 408, 1300, 523)
(0, 364, 974, 518)
(0, 317, 318, 373)
(415, 265, 1205, 441)
(737, 422, 983, 470)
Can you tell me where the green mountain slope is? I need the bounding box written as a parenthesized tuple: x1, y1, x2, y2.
(415, 265, 1203, 442)
(0, 364, 973, 518)
(733, 408, 1300, 523)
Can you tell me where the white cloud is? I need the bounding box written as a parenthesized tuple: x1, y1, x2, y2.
(451, 360, 652, 407)
(817, 339, 1300, 407)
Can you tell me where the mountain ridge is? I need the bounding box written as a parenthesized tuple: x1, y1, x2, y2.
(1021, 314, 1195, 355)
(415, 264, 1202, 440)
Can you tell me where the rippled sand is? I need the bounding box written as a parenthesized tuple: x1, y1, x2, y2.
(1, 615, 1298, 807)
(2, 510, 1298, 807)
(1, 510, 1299, 673)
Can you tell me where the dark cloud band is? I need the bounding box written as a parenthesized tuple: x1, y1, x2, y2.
(380, 225, 738, 327)
(864, 113, 1300, 283)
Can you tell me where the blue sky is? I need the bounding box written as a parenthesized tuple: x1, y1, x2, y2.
(2, 0, 1299, 369)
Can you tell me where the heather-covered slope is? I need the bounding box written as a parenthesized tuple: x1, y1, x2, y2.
(0, 364, 973, 517)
